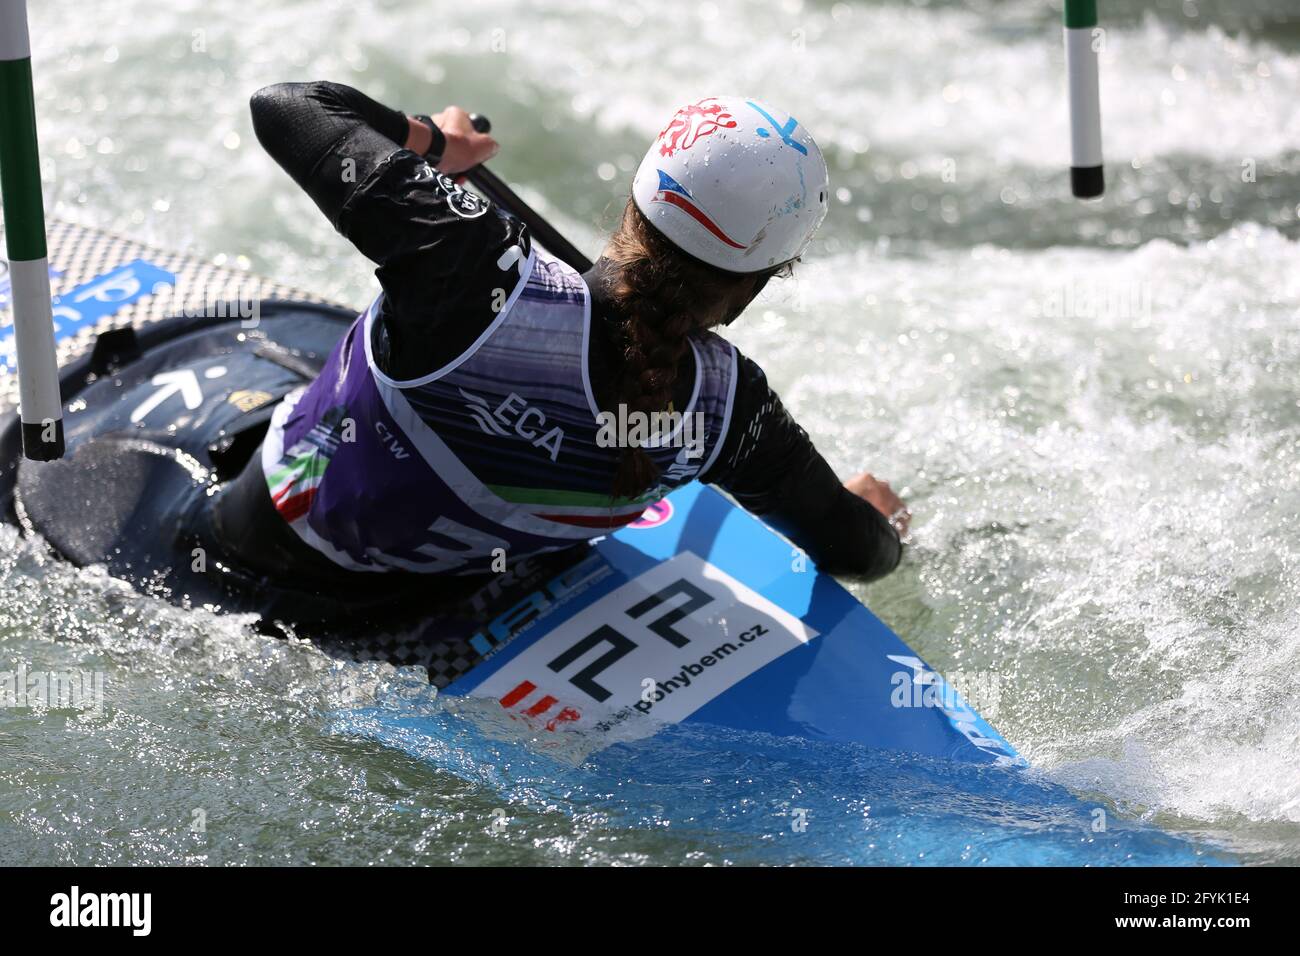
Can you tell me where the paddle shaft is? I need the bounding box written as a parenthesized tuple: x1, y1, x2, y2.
(465, 113, 593, 273)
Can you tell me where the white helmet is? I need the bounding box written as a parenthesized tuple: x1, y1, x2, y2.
(632, 96, 829, 274)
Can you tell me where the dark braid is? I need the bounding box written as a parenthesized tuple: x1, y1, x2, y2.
(604, 199, 784, 498)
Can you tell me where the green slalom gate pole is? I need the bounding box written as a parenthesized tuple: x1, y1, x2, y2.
(0, 0, 64, 460)
(1064, 0, 1104, 198)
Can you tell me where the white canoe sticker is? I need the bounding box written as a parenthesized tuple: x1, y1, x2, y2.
(471, 551, 818, 734)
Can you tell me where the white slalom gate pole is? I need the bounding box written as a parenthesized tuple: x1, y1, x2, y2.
(0, 0, 64, 459)
(1064, 0, 1104, 198)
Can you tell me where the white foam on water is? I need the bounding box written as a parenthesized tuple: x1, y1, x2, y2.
(489, 0, 1300, 164)
(728, 224, 1300, 845)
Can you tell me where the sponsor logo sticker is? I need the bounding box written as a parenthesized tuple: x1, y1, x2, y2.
(227, 389, 274, 412)
(628, 498, 674, 529)
(473, 551, 817, 735)
(435, 171, 490, 219)
(1, 259, 174, 364)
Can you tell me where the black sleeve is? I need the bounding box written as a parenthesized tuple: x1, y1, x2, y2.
(701, 352, 902, 580)
(249, 81, 531, 380)
(249, 80, 416, 229)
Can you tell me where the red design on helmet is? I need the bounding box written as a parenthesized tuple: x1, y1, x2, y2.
(657, 99, 738, 158)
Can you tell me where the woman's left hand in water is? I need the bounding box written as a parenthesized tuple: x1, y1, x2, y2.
(844, 471, 911, 537)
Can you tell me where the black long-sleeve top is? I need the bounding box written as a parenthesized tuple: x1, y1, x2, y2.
(249, 81, 901, 579)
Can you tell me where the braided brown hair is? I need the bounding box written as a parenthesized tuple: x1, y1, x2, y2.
(604, 199, 790, 498)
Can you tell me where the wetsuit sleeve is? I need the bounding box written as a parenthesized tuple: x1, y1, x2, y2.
(249, 80, 415, 228)
(700, 351, 903, 580)
(249, 81, 530, 379)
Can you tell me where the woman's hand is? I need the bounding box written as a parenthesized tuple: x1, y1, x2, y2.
(844, 471, 910, 537)
(426, 106, 498, 175)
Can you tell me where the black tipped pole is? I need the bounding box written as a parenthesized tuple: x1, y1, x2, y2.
(1064, 0, 1104, 198)
(0, 0, 64, 459)
(464, 113, 593, 273)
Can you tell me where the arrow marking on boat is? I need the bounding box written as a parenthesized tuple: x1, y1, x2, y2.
(130, 366, 226, 423)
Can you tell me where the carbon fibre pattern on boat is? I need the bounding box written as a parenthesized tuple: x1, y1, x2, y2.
(0, 218, 345, 408)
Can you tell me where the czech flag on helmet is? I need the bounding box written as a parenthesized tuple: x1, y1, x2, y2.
(632, 96, 829, 274)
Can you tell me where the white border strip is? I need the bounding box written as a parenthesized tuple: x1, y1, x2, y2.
(697, 343, 738, 479)
(364, 244, 538, 390)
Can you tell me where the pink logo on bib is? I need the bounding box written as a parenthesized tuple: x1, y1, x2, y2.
(629, 498, 674, 529)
